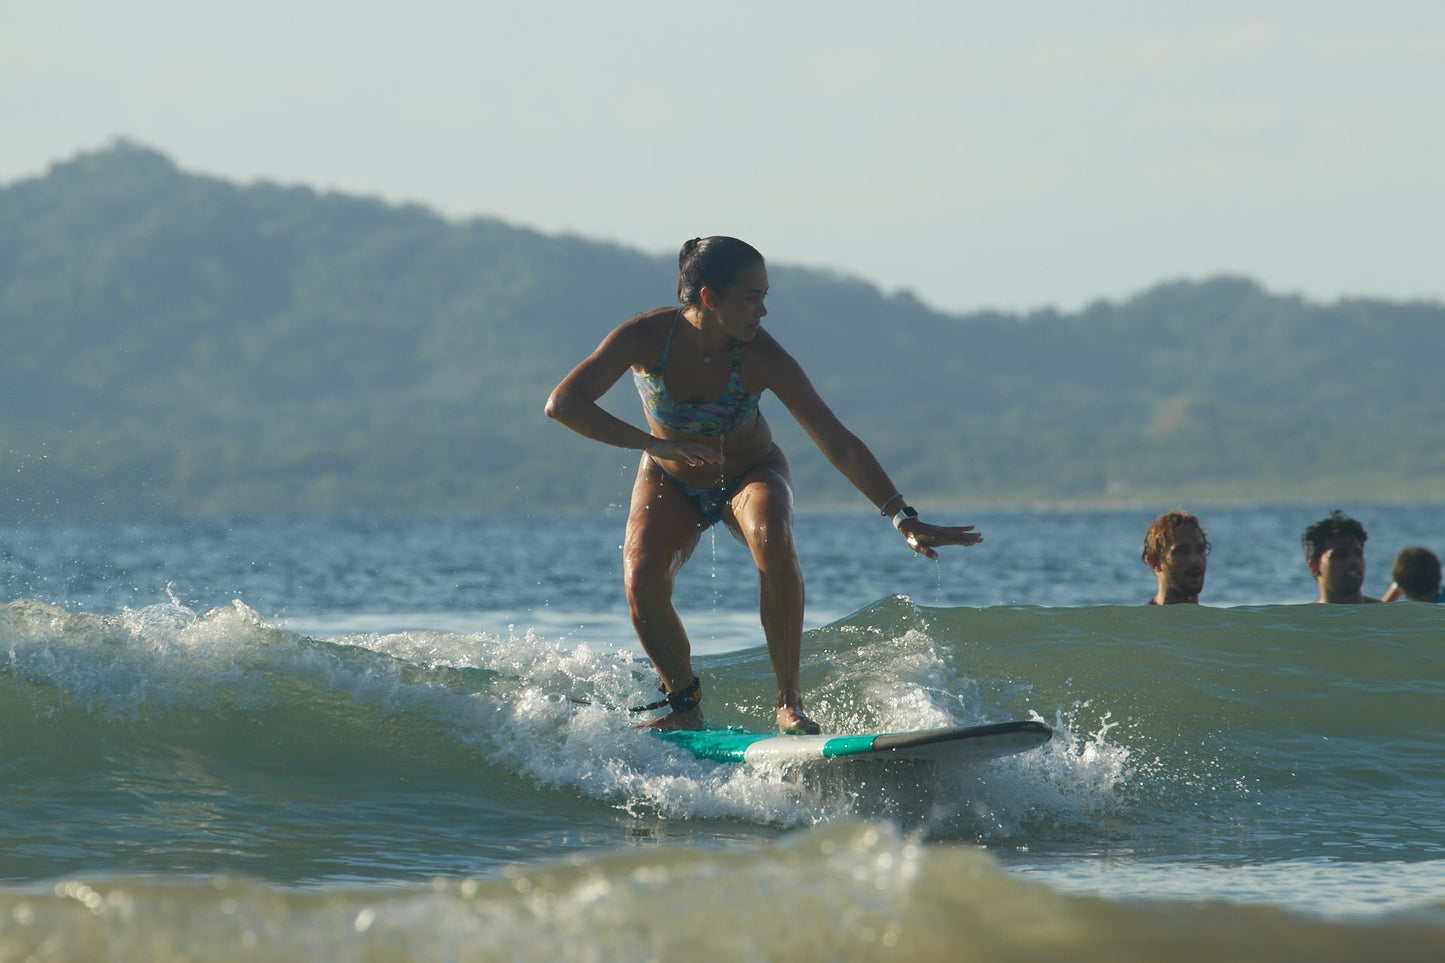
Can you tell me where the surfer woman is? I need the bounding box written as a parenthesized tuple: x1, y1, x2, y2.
(545, 236, 982, 734)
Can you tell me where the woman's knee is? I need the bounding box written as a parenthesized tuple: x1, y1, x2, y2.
(625, 550, 677, 606)
(741, 511, 799, 569)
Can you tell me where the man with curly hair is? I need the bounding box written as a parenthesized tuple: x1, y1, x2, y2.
(1302, 510, 1379, 604)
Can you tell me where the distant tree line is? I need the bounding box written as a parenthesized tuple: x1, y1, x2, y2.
(2, 141, 1442, 520)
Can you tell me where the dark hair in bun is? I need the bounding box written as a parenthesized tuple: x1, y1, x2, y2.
(677, 236, 764, 305)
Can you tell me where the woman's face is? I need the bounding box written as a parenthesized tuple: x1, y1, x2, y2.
(707, 264, 769, 341)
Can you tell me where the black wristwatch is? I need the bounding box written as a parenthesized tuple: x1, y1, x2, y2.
(891, 506, 919, 531)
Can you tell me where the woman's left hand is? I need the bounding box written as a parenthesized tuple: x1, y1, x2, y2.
(898, 520, 982, 560)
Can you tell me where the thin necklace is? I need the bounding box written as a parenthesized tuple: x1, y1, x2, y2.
(682, 307, 712, 363)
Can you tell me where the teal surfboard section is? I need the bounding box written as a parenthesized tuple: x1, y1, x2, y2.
(821, 735, 877, 757)
(652, 728, 772, 763)
(650, 729, 885, 762)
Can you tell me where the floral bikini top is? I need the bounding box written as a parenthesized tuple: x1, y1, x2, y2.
(633, 310, 761, 436)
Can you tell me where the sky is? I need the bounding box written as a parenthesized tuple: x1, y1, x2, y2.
(4, 1, 1443, 314)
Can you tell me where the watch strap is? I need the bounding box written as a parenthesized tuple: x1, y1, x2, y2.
(891, 506, 919, 531)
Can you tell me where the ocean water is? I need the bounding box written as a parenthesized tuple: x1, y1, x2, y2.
(2, 504, 1443, 961)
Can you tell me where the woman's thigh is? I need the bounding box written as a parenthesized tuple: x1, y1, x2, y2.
(723, 448, 797, 558)
(624, 455, 706, 582)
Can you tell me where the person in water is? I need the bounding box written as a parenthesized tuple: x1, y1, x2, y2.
(1302, 510, 1379, 604)
(1142, 510, 1209, 605)
(1381, 546, 1443, 603)
(545, 236, 983, 734)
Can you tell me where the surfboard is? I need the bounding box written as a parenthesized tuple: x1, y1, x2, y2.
(653, 719, 1051, 766)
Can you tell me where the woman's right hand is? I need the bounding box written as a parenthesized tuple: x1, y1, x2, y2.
(645, 438, 726, 468)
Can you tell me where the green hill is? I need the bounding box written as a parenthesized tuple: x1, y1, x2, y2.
(2, 141, 1442, 520)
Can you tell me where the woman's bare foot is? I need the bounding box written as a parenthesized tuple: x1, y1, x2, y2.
(776, 704, 821, 735)
(633, 705, 705, 731)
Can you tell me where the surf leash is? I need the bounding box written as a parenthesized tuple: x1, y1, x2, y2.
(569, 675, 702, 714)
